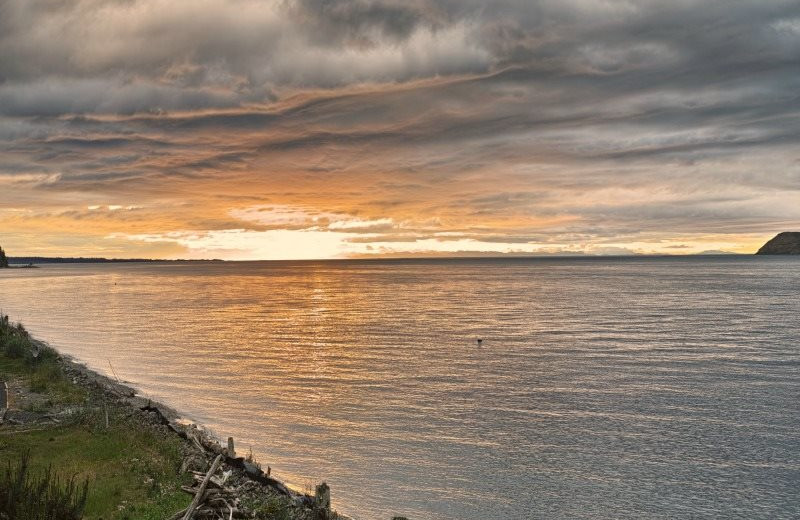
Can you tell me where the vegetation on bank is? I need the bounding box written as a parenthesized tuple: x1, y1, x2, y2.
(0, 316, 85, 407)
(0, 451, 88, 520)
(0, 246, 8, 268)
(0, 315, 191, 519)
(0, 314, 398, 519)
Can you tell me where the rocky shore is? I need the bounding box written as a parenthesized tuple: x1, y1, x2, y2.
(0, 324, 351, 520)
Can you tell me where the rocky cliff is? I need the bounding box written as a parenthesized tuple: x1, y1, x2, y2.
(756, 232, 800, 255)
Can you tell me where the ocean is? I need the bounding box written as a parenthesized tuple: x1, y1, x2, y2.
(1, 256, 798, 519)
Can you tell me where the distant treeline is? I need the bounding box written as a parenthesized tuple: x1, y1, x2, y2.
(9, 257, 222, 264)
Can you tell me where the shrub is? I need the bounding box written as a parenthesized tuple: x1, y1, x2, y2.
(0, 451, 89, 520)
(247, 495, 292, 520)
(5, 334, 30, 359)
(34, 344, 60, 363)
(0, 314, 33, 359)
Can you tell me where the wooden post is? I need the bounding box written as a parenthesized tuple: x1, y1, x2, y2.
(227, 437, 235, 458)
(0, 381, 8, 411)
(314, 482, 331, 520)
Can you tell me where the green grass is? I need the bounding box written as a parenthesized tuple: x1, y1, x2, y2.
(0, 315, 86, 406)
(0, 314, 191, 519)
(0, 315, 312, 520)
(0, 410, 191, 519)
(28, 361, 87, 406)
(244, 495, 295, 520)
(0, 451, 88, 520)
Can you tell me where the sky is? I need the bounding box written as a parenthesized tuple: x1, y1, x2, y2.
(0, 0, 798, 260)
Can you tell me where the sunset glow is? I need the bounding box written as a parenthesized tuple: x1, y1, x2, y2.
(1, 0, 798, 259)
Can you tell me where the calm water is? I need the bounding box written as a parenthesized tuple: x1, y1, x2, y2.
(1, 257, 799, 519)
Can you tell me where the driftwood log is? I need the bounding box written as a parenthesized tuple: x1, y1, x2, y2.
(182, 454, 224, 520)
(226, 457, 292, 496)
(172, 474, 247, 520)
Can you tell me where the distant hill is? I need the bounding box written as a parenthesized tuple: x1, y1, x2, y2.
(8, 257, 223, 264)
(756, 232, 800, 255)
(695, 250, 738, 255)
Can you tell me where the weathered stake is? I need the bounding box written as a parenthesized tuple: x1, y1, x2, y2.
(314, 482, 331, 520)
(227, 436, 235, 458)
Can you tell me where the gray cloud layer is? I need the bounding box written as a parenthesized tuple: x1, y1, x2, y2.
(1, 0, 799, 254)
(2, 0, 797, 113)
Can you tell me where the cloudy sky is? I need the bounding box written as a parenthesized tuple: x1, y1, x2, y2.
(1, 0, 798, 259)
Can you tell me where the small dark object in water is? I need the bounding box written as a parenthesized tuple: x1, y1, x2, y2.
(477, 339, 483, 346)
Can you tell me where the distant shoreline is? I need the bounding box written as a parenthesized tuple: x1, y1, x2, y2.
(7, 253, 749, 265)
(8, 257, 224, 264)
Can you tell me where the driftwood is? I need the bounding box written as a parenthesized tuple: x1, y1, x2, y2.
(172, 478, 246, 520)
(140, 402, 170, 425)
(186, 428, 210, 455)
(151, 415, 306, 517)
(139, 402, 189, 439)
(182, 454, 224, 520)
(183, 430, 292, 497)
(224, 456, 292, 496)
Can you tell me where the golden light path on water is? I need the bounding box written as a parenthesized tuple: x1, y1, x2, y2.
(1, 257, 799, 519)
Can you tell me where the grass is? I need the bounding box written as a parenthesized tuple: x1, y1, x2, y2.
(0, 412, 191, 519)
(0, 314, 192, 519)
(0, 316, 85, 407)
(243, 495, 294, 520)
(0, 451, 88, 520)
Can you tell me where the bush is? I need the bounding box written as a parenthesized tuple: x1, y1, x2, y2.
(0, 451, 89, 520)
(1, 314, 60, 365)
(34, 344, 60, 363)
(4, 334, 30, 359)
(247, 496, 293, 520)
(0, 314, 33, 359)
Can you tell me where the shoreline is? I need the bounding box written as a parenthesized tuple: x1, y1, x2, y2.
(0, 319, 352, 520)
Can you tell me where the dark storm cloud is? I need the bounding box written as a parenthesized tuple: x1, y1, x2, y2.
(41, 137, 172, 150)
(288, 0, 440, 45)
(1, 1, 798, 104)
(1, 0, 799, 256)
